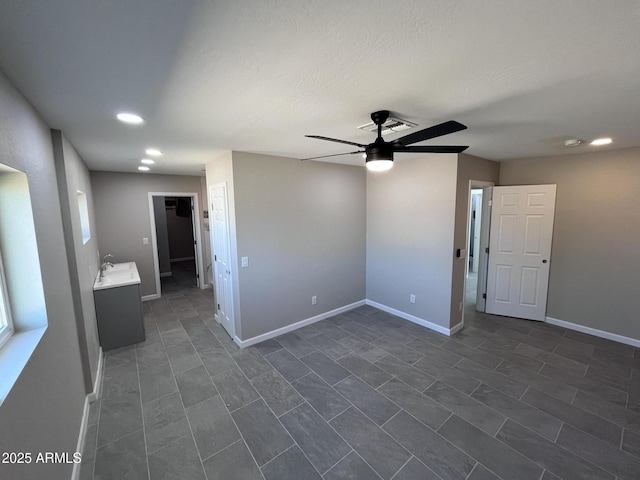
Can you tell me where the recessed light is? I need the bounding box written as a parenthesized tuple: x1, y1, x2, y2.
(116, 112, 144, 124)
(145, 148, 162, 156)
(590, 137, 612, 146)
(141, 159, 155, 165)
(563, 139, 582, 147)
(138, 166, 150, 172)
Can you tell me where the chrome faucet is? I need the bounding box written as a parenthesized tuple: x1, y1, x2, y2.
(100, 254, 114, 278)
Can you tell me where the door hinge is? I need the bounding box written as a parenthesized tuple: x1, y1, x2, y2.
(488, 199, 492, 207)
(214, 254, 217, 261)
(196, 274, 199, 278)
(483, 293, 487, 299)
(485, 247, 489, 254)
(217, 303, 220, 310)
(194, 240, 197, 245)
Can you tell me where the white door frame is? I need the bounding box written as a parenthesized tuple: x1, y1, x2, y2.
(476, 186, 493, 311)
(462, 180, 494, 324)
(148, 192, 205, 299)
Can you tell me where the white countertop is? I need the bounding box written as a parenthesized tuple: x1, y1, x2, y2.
(93, 262, 141, 291)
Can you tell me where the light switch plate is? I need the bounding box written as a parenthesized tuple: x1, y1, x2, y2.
(241, 256, 249, 267)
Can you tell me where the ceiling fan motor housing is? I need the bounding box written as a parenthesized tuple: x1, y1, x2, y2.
(366, 141, 394, 162)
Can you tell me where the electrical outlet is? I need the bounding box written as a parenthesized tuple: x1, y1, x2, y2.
(143, 237, 149, 245)
(410, 294, 416, 304)
(311, 295, 317, 306)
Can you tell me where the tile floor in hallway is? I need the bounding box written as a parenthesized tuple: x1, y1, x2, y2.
(81, 267, 640, 479)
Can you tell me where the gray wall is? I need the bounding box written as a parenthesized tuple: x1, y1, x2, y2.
(500, 147, 640, 339)
(451, 154, 500, 328)
(0, 69, 87, 480)
(90, 172, 205, 297)
(231, 152, 366, 340)
(52, 131, 102, 389)
(366, 155, 458, 330)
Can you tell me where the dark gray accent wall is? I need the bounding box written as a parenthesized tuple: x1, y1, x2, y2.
(500, 147, 640, 340)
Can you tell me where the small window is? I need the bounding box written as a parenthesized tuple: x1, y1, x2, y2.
(0, 250, 13, 349)
(77, 190, 91, 244)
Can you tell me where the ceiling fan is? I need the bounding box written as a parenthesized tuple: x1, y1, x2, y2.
(303, 110, 468, 171)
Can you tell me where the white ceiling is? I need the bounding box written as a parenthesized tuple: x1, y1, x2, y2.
(0, 1, 639, 176)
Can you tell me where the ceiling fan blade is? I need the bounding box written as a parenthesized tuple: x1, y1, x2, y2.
(306, 135, 367, 148)
(301, 150, 363, 161)
(393, 145, 469, 153)
(392, 120, 467, 146)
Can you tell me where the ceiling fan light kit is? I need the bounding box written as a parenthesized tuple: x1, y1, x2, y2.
(304, 110, 468, 171)
(366, 159, 394, 171)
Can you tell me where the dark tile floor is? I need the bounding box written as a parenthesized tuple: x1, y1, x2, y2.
(81, 264, 640, 479)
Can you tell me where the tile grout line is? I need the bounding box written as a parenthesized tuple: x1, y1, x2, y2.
(167, 342, 212, 479)
(247, 324, 409, 480)
(177, 279, 267, 479)
(134, 348, 151, 480)
(387, 456, 414, 480)
(463, 462, 480, 480)
(230, 366, 320, 479)
(317, 447, 355, 477)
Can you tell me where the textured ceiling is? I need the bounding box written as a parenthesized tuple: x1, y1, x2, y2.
(0, 0, 639, 175)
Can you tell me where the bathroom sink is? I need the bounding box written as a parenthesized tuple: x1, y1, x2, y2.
(94, 262, 141, 290)
(103, 261, 135, 275)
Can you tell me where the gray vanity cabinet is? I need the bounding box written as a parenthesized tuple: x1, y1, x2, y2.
(94, 283, 145, 350)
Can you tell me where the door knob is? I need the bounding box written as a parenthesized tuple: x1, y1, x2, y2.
(542, 259, 547, 263)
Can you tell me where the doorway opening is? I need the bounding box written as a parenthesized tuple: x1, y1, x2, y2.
(148, 192, 205, 299)
(463, 180, 493, 324)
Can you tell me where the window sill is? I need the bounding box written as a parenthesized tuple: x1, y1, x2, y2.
(0, 326, 47, 407)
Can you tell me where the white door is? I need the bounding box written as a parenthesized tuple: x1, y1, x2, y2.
(485, 185, 556, 321)
(210, 184, 234, 338)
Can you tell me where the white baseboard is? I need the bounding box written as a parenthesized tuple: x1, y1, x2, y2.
(170, 257, 194, 263)
(546, 316, 640, 348)
(159, 272, 172, 278)
(365, 300, 456, 336)
(449, 322, 464, 335)
(235, 300, 366, 348)
(87, 347, 103, 402)
(71, 348, 103, 480)
(141, 293, 159, 302)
